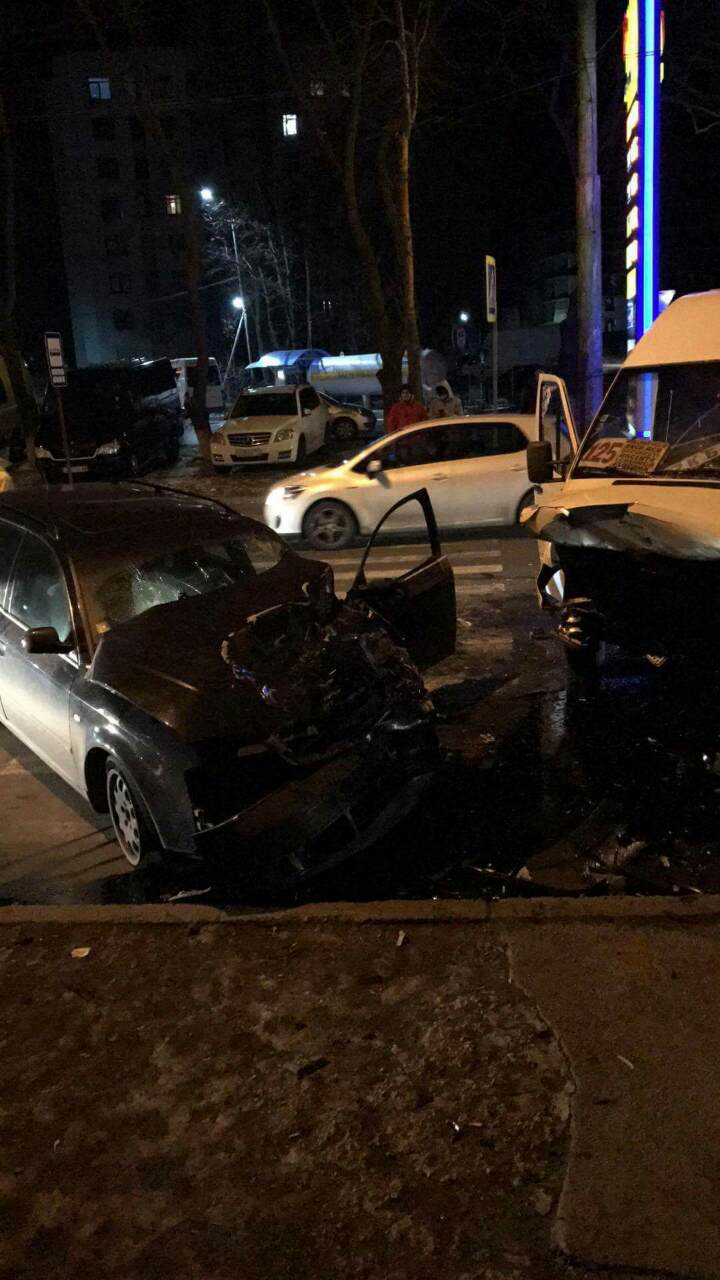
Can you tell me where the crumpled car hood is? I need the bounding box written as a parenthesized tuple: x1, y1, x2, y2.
(89, 564, 433, 767)
(523, 480, 720, 560)
(89, 564, 329, 743)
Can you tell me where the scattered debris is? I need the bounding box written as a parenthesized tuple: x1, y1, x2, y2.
(531, 1188, 553, 1217)
(396, 929, 408, 948)
(162, 886, 212, 903)
(516, 867, 531, 881)
(70, 947, 91, 959)
(296, 1057, 330, 1080)
(617, 1055, 635, 1071)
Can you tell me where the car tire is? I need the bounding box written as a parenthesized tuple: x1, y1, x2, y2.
(332, 416, 357, 443)
(296, 435, 307, 466)
(302, 499, 358, 550)
(516, 489, 536, 522)
(165, 435, 181, 466)
(106, 761, 157, 869)
(564, 642, 604, 681)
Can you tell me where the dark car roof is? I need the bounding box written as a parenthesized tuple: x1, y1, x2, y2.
(0, 483, 251, 558)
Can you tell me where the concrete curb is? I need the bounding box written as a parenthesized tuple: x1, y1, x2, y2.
(2, 894, 720, 928)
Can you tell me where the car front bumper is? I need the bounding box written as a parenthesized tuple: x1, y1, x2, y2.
(262, 488, 307, 536)
(211, 435, 297, 466)
(194, 749, 432, 887)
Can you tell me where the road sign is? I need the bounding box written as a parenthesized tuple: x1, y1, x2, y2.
(43, 331, 73, 485)
(452, 324, 467, 353)
(485, 256, 497, 324)
(44, 332, 67, 387)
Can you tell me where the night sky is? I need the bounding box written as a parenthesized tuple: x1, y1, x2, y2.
(4, 0, 720, 360)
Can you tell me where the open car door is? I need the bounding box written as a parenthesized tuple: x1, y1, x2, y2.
(536, 373, 579, 462)
(347, 488, 456, 670)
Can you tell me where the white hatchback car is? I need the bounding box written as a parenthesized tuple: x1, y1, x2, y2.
(264, 414, 538, 549)
(212, 384, 328, 472)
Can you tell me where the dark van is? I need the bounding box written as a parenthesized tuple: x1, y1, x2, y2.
(36, 359, 184, 481)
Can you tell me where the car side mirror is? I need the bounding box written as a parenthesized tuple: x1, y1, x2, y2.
(527, 440, 555, 485)
(21, 626, 74, 655)
(302, 408, 312, 417)
(366, 458, 383, 477)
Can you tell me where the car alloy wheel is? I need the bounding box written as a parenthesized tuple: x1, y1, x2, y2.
(304, 500, 357, 550)
(332, 416, 357, 442)
(106, 763, 154, 869)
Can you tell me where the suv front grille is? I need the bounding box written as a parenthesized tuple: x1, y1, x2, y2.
(227, 432, 272, 447)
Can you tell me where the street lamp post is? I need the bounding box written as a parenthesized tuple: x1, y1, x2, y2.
(229, 223, 253, 366)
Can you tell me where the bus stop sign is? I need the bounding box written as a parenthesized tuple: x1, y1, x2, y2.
(44, 332, 67, 388)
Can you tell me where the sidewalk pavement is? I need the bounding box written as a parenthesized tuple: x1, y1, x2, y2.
(2, 899, 719, 1280)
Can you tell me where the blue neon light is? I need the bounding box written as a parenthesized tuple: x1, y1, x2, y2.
(642, 0, 657, 335)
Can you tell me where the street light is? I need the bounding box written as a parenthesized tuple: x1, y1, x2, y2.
(199, 187, 214, 202)
(459, 310, 470, 324)
(231, 295, 244, 310)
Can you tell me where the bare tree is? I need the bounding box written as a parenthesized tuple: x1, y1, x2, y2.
(265, 0, 438, 406)
(75, 0, 213, 462)
(0, 90, 39, 462)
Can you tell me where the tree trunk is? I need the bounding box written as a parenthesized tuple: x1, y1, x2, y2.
(576, 0, 603, 429)
(397, 131, 422, 400)
(180, 181, 211, 462)
(304, 247, 312, 348)
(0, 92, 37, 462)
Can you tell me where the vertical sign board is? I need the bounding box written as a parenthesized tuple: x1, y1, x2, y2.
(485, 256, 498, 407)
(624, 0, 663, 350)
(43, 332, 73, 485)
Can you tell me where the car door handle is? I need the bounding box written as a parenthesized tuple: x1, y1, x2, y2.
(431, 473, 448, 481)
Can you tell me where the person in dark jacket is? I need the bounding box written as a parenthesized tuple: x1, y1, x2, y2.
(387, 385, 427, 434)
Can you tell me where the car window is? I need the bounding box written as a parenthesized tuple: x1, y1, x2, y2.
(459, 422, 528, 458)
(356, 427, 444, 473)
(299, 387, 320, 411)
(7, 534, 73, 640)
(0, 519, 24, 607)
(88, 529, 291, 633)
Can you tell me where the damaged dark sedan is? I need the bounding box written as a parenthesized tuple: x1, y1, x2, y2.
(0, 483, 455, 885)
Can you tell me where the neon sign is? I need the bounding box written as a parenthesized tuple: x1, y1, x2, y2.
(624, 0, 663, 349)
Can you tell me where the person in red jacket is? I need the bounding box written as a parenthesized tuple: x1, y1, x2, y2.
(386, 384, 427, 434)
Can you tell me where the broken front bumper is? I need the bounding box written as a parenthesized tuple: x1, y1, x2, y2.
(194, 751, 433, 887)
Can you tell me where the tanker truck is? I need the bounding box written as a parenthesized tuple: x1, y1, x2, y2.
(245, 349, 447, 404)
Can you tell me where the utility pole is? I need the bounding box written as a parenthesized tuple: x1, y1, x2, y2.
(576, 0, 603, 429)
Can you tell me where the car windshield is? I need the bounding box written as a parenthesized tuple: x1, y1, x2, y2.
(84, 527, 290, 635)
(575, 362, 720, 479)
(230, 393, 294, 417)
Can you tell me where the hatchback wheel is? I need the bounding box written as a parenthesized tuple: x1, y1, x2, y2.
(106, 762, 156, 869)
(303, 500, 358, 550)
(332, 416, 357, 443)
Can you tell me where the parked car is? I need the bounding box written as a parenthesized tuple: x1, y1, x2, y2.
(319, 392, 376, 442)
(172, 356, 224, 414)
(524, 289, 720, 677)
(36, 359, 184, 482)
(264, 413, 538, 549)
(212, 384, 329, 472)
(0, 483, 455, 882)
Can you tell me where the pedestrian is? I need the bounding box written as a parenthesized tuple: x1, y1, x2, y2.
(428, 380, 463, 419)
(386, 384, 427, 434)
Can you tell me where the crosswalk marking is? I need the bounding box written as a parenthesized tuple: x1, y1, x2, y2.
(305, 538, 510, 599)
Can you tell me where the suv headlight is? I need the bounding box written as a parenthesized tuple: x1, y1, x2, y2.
(35, 445, 51, 459)
(96, 439, 120, 456)
(275, 427, 295, 442)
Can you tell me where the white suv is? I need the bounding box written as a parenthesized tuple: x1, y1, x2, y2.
(211, 385, 328, 471)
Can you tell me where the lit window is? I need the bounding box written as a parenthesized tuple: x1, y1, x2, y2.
(626, 99, 639, 140)
(165, 194, 182, 215)
(88, 77, 111, 101)
(627, 172, 639, 199)
(627, 268, 637, 301)
(282, 113, 298, 137)
(627, 136, 639, 169)
(626, 241, 638, 270)
(309, 80, 325, 97)
(626, 205, 639, 236)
